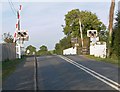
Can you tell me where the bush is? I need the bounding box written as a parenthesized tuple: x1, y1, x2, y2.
(112, 12, 120, 60)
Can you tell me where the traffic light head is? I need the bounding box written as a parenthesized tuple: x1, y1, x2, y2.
(87, 30, 97, 38)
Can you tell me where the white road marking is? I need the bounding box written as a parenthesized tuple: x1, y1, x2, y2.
(64, 56, 119, 86)
(58, 55, 120, 91)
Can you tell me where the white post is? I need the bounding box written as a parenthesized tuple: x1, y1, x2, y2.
(16, 41, 21, 59)
(16, 5, 22, 59)
(79, 18, 84, 48)
(18, 44, 21, 58)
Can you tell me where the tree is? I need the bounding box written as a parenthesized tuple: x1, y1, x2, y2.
(37, 45, 49, 55)
(59, 36, 72, 49)
(63, 9, 106, 38)
(99, 30, 109, 42)
(25, 45, 36, 55)
(54, 36, 72, 55)
(112, 11, 120, 59)
(54, 9, 106, 55)
(54, 43, 62, 55)
(63, 9, 106, 49)
(2, 32, 13, 43)
(40, 45, 48, 52)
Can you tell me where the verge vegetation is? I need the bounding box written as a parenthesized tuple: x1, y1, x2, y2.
(85, 55, 119, 67)
(2, 56, 25, 80)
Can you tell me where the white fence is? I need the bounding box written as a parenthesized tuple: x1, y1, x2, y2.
(90, 42, 106, 58)
(63, 47, 77, 55)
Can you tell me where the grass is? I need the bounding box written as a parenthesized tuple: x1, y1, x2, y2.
(85, 55, 120, 67)
(2, 57, 25, 81)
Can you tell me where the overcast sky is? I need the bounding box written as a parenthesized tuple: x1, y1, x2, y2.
(1, 0, 119, 50)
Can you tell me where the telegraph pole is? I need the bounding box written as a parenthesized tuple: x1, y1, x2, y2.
(108, 0, 115, 57)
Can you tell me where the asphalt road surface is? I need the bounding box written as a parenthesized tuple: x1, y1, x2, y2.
(2, 55, 120, 91)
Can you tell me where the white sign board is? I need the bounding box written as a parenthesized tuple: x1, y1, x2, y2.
(71, 37, 78, 43)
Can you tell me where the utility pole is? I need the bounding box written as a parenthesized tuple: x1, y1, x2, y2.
(79, 18, 84, 48)
(108, 0, 115, 57)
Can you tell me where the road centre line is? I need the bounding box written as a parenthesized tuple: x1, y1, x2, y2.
(58, 55, 120, 91)
(63, 56, 119, 87)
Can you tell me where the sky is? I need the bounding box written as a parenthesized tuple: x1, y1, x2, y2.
(0, 0, 119, 50)
(118, 1, 120, 11)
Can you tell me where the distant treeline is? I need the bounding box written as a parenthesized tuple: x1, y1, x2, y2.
(25, 45, 52, 56)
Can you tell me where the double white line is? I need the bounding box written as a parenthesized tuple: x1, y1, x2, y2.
(58, 55, 120, 91)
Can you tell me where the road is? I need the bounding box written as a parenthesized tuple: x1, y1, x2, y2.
(2, 55, 120, 91)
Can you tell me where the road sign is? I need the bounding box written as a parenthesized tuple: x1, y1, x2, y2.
(71, 37, 78, 43)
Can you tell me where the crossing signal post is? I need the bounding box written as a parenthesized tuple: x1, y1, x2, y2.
(13, 5, 29, 58)
(87, 30, 106, 58)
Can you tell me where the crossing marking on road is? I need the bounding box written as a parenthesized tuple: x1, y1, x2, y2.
(58, 55, 120, 91)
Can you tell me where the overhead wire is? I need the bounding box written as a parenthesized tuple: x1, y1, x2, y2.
(10, 0, 17, 12)
(8, 0, 16, 17)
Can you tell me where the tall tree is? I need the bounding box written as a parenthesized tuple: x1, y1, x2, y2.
(54, 9, 106, 55)
(63, 9, 106, 49)
(63, 9, 106, 38)
(108, 0, 115, 57)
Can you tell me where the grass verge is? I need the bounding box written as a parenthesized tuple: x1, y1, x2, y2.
(85, 55, 119, 67)
(2, 57, 25, 81)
